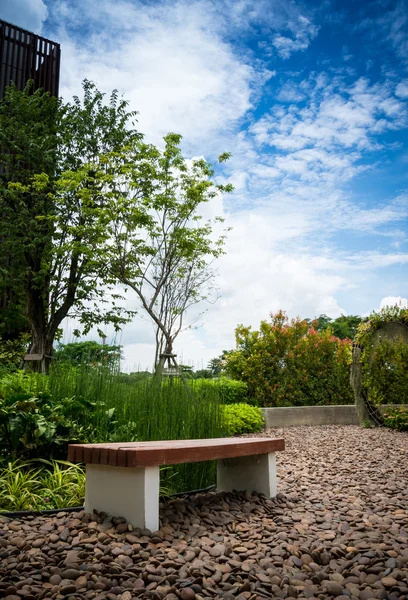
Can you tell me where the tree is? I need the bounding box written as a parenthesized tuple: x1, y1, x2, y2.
(104, 133, 232, 374)
(54, 341, 122, 368)
(0, 82, 60, 343)
(310, 313, 363, 339)
(208, 356, 225, 376)
(194, 368, 213, 379)
(0, 81, 140, 372)
(331, 314, 362, 340)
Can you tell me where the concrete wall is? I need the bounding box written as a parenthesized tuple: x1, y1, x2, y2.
(261, 404, 408, 428)
(261, 405, 360, 428)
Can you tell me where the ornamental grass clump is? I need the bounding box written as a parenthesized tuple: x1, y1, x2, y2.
(0, 459, 85, 512)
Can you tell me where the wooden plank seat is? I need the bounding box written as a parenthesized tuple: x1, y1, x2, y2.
(68, 437, 285, 531)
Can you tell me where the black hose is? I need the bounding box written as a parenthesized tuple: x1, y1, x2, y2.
(0, 506, 84, 518)
(0, 485, 217, 519)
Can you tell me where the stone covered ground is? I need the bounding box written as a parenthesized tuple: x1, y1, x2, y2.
(0, 425, 407, 600)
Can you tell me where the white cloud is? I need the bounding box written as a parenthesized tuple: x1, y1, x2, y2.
(380, 296, 408, 310)
(383, 2, 408, 62)
(252, 77, 407, 154)
(0, 0, 47, 32)
(277, 81, 305, 103)
(396, 81, 408, 99)
(50, 0, 271, 152)
(272, 16, 319, 59)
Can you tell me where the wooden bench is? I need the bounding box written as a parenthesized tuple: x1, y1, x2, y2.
(68, 437, 285, 530)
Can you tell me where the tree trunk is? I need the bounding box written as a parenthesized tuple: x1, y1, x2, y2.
(27, 329, 53, 373)
(154, 337, 173, 378)
(24, 280, 52, 373)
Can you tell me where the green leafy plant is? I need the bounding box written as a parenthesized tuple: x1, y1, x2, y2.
(0, 392, 88, 459)
(382, 406, 408, 431)
(354, 305, 408, 348)
(363, 339, 408, 406)
(222, 404, 264, 436)
(0, 334, 30, 377)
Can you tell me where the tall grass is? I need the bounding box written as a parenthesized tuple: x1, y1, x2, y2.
(43, 364, 225, 493)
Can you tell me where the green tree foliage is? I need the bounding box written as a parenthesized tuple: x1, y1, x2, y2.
(208, 356, 224, 376)
(193, 369, 213, 379)
(353, 306, 408, 422)
(54, 341, 122, 368)
(0, 334, 30, 377)
(225, 310, 353, 407)
(0, 81, 140, 372)
(310, 313, 363, 339)
(195, 378, 249, 404)
(98, 133, 232, 373)
(364, 339, 408, 405)
(0, 82, 61, 341)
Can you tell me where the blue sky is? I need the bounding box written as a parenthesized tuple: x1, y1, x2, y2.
(1, 0, 407, 369)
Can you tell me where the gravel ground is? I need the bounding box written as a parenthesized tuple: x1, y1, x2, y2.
(0, 425, 407, 600)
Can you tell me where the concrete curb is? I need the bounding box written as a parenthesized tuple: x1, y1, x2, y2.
(261, 404, 407, 428)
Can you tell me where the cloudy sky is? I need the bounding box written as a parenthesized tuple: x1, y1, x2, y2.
(1, 0, 407, 370)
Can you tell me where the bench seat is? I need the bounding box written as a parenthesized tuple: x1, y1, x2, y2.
(68, 437, 285, 530)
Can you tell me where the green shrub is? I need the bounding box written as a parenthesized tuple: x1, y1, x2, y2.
(0, 370, 47, 399)
(222, 403, 264, 436)
(225, 311, 353, 407)
(0, 334, 30, 377)
(0, 391, 119, 459)
(382, 406, 408, 431)
(363, 339, 408, 406)
(194, 377, 250, 404)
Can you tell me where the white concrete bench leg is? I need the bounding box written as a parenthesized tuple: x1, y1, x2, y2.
(216, 452, 277, 497)
(84, 464, 160, 531)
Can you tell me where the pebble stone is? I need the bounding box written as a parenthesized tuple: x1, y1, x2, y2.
(0, 425, 407, 600)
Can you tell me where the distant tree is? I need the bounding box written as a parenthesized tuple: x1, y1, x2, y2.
(54, 341, 122, 368)
(331, 315, 362, 340)
(311, 314, 333, 332)
(194, 368, 212, 379)
(310, 314, 363, 340)
(208, 356, 224, 377)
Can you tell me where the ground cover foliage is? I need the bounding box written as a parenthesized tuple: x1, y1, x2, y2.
(0, 459, 85, 512)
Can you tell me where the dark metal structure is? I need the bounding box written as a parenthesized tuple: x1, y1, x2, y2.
(0, 19, 60, 98)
